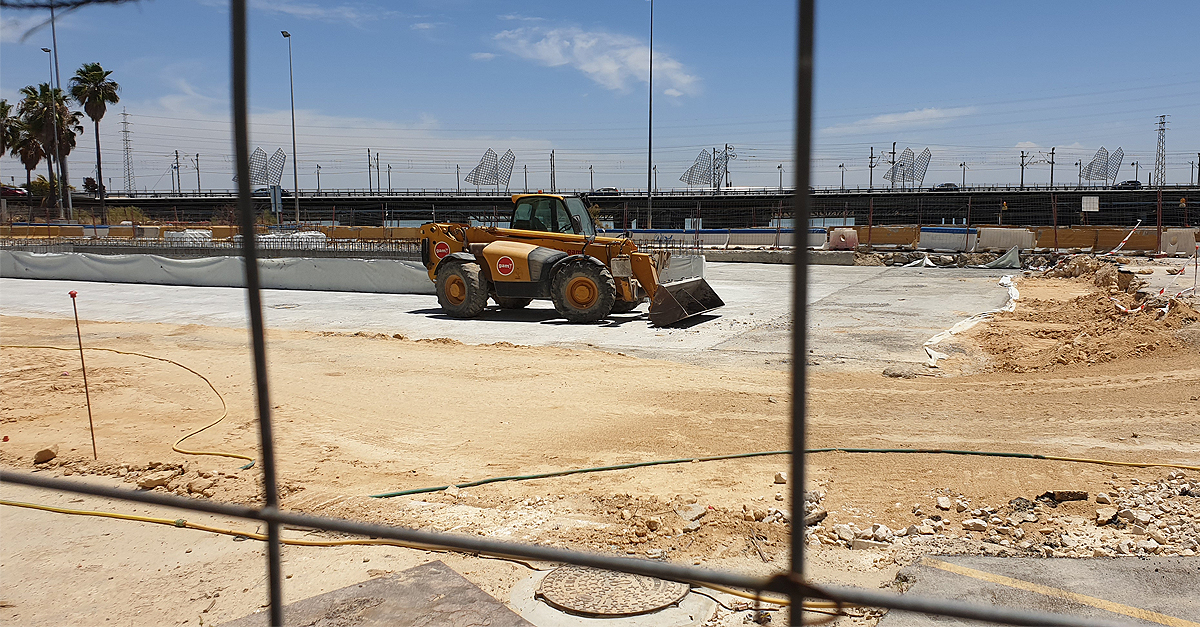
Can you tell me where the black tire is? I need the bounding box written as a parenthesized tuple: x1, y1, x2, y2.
(494, 296, 533, 309)
(610, 298, 643, 314)
(436, 261, 488, 318)
(551, 259, 616, 323)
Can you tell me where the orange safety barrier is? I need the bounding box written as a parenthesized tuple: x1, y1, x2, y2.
(855, 225, 919, 248)
(1035, 227, 1097, 250)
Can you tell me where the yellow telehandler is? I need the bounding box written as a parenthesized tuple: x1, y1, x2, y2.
(419, 193, 723, 325)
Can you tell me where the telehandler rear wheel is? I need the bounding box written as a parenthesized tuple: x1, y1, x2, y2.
(551, 260, 616, 323)
(494, 296, 533, 309)
(436, 261, 488, 318)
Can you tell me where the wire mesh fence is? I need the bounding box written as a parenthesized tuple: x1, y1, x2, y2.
(0, 1, 1153, 626)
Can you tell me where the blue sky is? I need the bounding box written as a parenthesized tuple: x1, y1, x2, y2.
(1, 0, 1197, 192)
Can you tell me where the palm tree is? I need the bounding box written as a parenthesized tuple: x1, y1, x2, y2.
(70, 63, 120, 222)
(18, 83, 82, 213)
(0, 100, 19, 161)
(14, 123, 46, 187)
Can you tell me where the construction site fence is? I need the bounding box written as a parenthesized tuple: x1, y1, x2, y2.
(4, 225, 1195, 256)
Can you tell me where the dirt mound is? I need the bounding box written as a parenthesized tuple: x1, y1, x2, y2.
(1043, 255, 1102, 279)
(972, 291, 1199, 372)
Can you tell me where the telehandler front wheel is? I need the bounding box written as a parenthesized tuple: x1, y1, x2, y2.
(551, 260, 616, 323)
(436, 261, 488, 318)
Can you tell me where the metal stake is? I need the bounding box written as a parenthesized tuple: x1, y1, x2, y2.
(69, 290, 97, 460)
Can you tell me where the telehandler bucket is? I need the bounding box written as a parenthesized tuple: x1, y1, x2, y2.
(647, 277, 725, 326)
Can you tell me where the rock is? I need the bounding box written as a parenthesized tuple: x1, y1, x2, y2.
(444, 485, 461, 498)
(1051, 490, 1088, 502)
(1095, 493, 1113, 504)
(678, 504, 707, 521)
(137, 470, 177, 489)
(774, 472, 788, 484)
(871, 524, 894, 542)
(645, 517, 662, 532)
(882, 366, 917, 379)
(962, 519, 988, 531)
(851, 538, 890, 550)
(1095, 508, 1118, 524)
(1117, 540, 1135, 554)
(753, 509, 768, 522)
(774, 492, 784, 501)
(1136, 539, 1161, 554)
(682, 520, 702, 533)
(936, 496, 952, 510)
(187, 478, 216, 495)
(33, 445, 59, 464)
(834, 525, 855, 542)
(1008, 497, 1034, 511)
(918, 525, 935, 535)
(620, 509, 631, 520)
(1149, 530, 1168, 545)
(803, 509, 828, 526)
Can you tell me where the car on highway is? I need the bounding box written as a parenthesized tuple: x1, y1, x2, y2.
(1, 184, 29, 197)
(930, 182, 959, 192)
(1112, 180, 1143, 190)
(251, 187, 292, 197)
(590, 187, 620, 196)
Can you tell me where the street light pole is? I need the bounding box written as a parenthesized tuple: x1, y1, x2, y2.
(959, 162, 966, 188)
(778, 163, 783, 191)
(49, 7, 72, 219)
(315, 164, 321, 193)
(41, 48, 63, 214)
(282, 31, 300, 224)
(589, 164, 593, 192)
(646, 0, 653, 228)
(1075, 160, 1082, 189)
(838, 163, 845, 190)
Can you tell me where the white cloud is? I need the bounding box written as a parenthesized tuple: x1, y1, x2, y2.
(410, 22, 436, 30)
(493, 27, 699, 96)
(195, 0, 386, 24)
(820, 107, 977, 136)
(497, 14, 545, 22)
(1015, 141, 1039, 149)
(470, 52, 497, 61)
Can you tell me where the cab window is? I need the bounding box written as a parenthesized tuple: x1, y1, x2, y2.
(511, 201, 534, 229)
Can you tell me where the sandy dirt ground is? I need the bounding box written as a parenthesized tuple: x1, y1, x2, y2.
(1, 272, 1198, 626)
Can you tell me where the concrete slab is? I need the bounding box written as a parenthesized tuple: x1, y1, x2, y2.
(877, 555, 1200, 626)
(508, 570, 716, 627)
(0, 263, 1013, 369)
(221, 560, 532, 627)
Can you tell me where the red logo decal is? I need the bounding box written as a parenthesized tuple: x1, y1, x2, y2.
(496, 256, 515, 276)
(433, 241, 450, 259)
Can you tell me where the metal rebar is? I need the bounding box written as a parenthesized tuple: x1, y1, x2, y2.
(0, 470, 1139, 627)
(69, 291, 97, 460)
(229, 2, 284, 625)
(789, 0, 814, 621)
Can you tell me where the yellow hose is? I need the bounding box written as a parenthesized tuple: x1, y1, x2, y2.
(0, 498, 845, 612)
(0, 345, 254, 468)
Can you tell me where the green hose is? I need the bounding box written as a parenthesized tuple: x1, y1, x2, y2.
(369, 448, 1199, 499)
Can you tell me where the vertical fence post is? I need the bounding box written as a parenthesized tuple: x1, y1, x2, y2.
(230, 2, 285, 624)
(1156, 187, 1163, 254)
(1052, 193, 1058, 252)
(866, 196, 874, 249)
(790, 0, 814, 618)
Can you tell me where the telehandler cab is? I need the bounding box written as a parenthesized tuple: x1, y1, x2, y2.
(419, 193, 723, 325)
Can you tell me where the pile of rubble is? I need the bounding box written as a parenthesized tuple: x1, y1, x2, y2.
(807, 471, 1198, 559)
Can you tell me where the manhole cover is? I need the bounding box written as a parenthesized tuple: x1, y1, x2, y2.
(536, 566, 689, 617)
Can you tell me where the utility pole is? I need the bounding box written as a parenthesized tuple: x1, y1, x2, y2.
(315, 164, 321, 193)
(838, 163, 845, 190)
(174, 150, 181, 194)
(778, 163, 783, 190)
(366, 149, 372, 193)
(375, 153, 381, 192)
(589, 164, 594, 191)
(1047, 147, 1055, 188)
(653, 165, 658, 192)
(40, 47, 62, 213)
(1190, 160, 1196, 186)
(1132, 161, 1140, 182)
(1075, 160, 1082, 189)
(523, 164, 528, 192)
(960, 162, 967, 188)
(889, 142, 896, 190)
(456, 164, 460, 193)
(868, 147, 877, 190)
(387, 163, 392, 193)
(195, 154, 201, 193)
(550, 150, 556, 193)
(1019, 150, 1029, 190)
(282, 30, 300, 224)
(1153, 114, 1168, 187)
